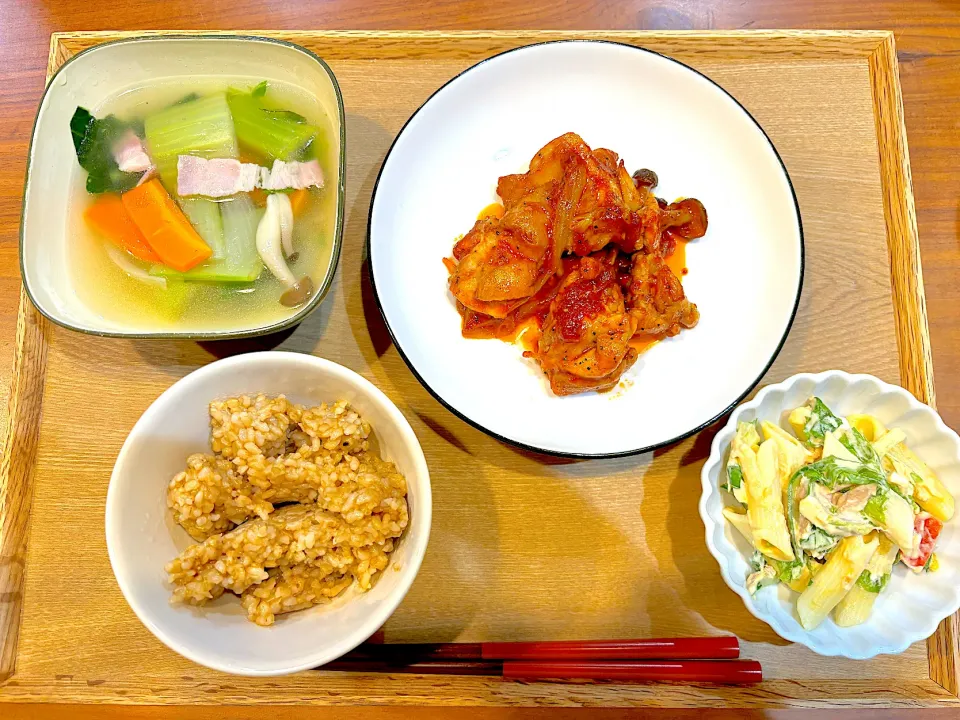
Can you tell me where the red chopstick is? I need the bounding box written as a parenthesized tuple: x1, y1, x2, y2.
(503, 659, 762, 684)
(482, 637, 739, 660)
(323, 659, 761, 685)
(344, 636, 739, 662)
(325, 660, 502, 676)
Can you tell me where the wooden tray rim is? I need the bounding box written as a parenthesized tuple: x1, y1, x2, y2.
(0, 28, 947, 707)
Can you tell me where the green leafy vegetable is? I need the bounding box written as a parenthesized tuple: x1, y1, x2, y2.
(749, 552, 804, 592)
(723, 464, 743, 493)
(771, 557, 805, 584)
(69, 106, 143, 193)
(856, 569, 889, 593)
(802, 397, 843, 447)
(837, 427, 914, 504)
(144, 92, 239, 192)
(798, 527, 839, 557)
(794, 456, 886, 490)
(251, 80, 268, 98)
(173, 92, 201, 106)
(262, 109, 308, 124)
(786, 455, 886, 563)
(840, 427, 884, 472)
(863, 492, 887, 525)
(227, 88, 319, 162)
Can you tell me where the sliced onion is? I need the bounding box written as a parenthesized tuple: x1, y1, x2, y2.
(104, 244, 167, 288)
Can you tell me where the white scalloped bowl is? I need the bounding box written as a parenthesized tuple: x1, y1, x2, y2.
(699, 371, 960, 658)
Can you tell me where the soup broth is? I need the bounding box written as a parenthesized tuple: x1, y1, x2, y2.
(67, 77, 338, 332)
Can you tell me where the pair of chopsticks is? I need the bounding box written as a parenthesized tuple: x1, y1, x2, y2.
(325, 637, 761, 684)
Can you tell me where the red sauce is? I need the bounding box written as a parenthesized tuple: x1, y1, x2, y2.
(552, 263, 612, 341)
(455, 204, 691, 359)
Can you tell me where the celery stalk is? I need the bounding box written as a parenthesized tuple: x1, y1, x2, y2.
(226, 90, 318, 162)
(150, 195, 263, 283)
(144, 93, 239, 192)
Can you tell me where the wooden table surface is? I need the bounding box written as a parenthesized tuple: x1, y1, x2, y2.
(1, 1, 959, 717)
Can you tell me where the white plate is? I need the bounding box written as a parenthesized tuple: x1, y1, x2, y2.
(369, 40, 803, 457)
(106, 352, 431, 676)
(700, 371, 960, 658)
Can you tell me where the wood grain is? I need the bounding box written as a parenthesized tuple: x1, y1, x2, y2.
(8, 707, 955, 720)
(865, 31, 957, 695)
(867, 33, 936, 408)
(0, 30, 945, 709)
(53, 29, 890, 60)
(0, 293, 46, 682)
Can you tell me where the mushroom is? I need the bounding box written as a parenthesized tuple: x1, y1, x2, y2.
(274, 191, 297, 260)
(256, 193, 314, 307)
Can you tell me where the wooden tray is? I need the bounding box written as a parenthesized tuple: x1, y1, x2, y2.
(0, 30, 951, 709)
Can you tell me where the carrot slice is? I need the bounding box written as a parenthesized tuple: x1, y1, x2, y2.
(289, 188, 309, 216)
(248, 187, 268, 208)
(121, 179, 212, 272)
(83, 193, 162, 263)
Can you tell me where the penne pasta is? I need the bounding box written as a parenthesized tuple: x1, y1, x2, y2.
(726, 422, 759, 506)
(723, 507, 755, 548)
(888, 443, 955, 522)
(872, 428, 906, 458)
(833, 533, 899, 627)
(785, 565, 813, 594)
(726, 508, 811, 593)
(721, 396, 953, 630)
(788, 406, 811, 440)
(743, 440, 794, 562)
(797, 534, 879, 630)
(847, 414, 888, 443)
(760, 421, 814, 488)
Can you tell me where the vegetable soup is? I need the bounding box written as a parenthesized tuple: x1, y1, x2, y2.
(68, 78, 338, 332)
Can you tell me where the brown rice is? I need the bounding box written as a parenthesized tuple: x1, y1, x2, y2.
(164, 394, 408, 625)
